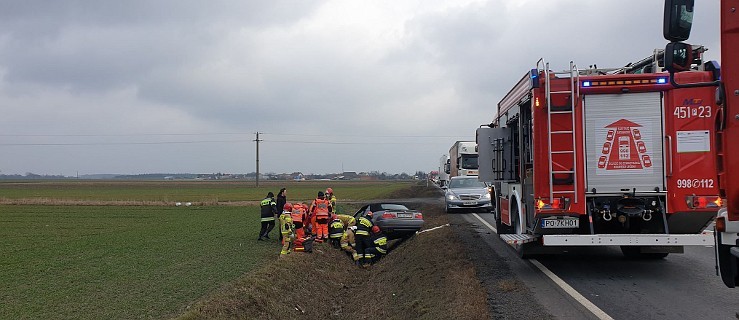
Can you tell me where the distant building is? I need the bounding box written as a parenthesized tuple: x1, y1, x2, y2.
(342, 171, 359, 180)
(293, 172, 305, 181)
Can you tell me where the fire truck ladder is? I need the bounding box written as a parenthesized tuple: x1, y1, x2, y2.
(540, 60, 579, 204)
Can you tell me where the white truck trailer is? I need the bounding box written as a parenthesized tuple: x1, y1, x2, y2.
(449, 141, 478, 178)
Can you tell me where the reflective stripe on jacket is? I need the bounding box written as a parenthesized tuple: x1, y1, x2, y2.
(311, 198, 331, 218)
(372, 234, 388, 254)
(279, 212, 294, 235)
(328, 219, 344, 238)
(260, 197, 277, 220)
(356, 216, 373, 236)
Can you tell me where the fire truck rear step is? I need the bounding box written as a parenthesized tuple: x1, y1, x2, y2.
(500, 234, 539, 245)
(542, 234, 713, 246)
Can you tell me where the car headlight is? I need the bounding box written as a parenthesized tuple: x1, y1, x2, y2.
(447, 194, 458, 200)
(483, 192, 491, 199)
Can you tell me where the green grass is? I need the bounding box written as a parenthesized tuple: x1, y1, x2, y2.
(0, 180, 412, 319)
(0, 205, 275, 320)
(0, 180, 412, 202)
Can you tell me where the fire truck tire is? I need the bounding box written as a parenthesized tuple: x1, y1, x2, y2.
(716, 231, 739, 288)
(620, 246, 669, 259)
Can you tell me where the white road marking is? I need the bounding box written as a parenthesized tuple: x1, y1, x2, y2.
(470, 213, 613, 320)
(471, 212, 497, 233)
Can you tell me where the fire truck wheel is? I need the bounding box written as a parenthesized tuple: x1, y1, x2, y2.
(620, 246, 669, 259)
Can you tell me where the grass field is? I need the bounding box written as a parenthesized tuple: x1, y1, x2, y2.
(0, 180, 410, 319)
(0, 180, 412, 204)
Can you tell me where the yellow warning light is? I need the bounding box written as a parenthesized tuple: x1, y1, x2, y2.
(714, 197, 723, 207)
(537, 200, 546, 209)
(535, 97, 540, 107)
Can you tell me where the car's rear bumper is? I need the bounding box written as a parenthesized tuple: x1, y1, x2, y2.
(376, 219, 424, 233)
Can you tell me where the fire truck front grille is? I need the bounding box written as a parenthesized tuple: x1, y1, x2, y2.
(459, 195, 481, 200)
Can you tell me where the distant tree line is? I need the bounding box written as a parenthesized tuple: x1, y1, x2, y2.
(0, 170, 430, 180)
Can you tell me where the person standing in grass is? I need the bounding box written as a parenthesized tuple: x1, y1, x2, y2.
(258, 192, 278, 241)
(276, 188, 287, 242)
(279, 203, 295, 255)
(326, 187, 337, 214)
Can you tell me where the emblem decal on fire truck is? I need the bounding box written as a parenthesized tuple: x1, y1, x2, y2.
(596, 119, 652, 172)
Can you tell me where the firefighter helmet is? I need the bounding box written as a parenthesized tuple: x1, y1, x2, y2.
(283, 203, 293, 211)
(326, 187, 333, 194)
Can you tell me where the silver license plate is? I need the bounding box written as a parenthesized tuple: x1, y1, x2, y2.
(397, 213, 413, 218)
(541, 218, 579, 228)
(462, 201, 477, 206)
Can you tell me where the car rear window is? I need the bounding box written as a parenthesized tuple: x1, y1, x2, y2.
(379, 204, 409, 211)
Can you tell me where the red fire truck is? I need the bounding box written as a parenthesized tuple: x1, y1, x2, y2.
(477, 49, 721, 258)
(662, 0, 739, 287)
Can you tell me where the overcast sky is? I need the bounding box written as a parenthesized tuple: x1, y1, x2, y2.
(0, 0, 720, 176)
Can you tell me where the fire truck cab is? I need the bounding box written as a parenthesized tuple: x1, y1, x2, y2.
(662, 0, 739, 287)
(477, 52, 719, 258)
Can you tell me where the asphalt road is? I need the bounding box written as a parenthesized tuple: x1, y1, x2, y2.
(454, 210, 739, 320)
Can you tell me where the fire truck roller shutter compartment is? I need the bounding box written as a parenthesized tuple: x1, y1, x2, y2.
(584, 92, 664, 193)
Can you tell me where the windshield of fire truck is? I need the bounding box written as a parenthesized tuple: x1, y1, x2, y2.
(460, 155, 479, 169)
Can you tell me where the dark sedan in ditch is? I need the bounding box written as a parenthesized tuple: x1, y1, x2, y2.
(353, 203, 424, 238)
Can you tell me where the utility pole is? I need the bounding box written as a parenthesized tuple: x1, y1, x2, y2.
(254, 132, 262, 187)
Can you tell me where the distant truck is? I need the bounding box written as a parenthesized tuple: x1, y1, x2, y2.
(448, 141, 478, 178)
(438, 154, 450, 187)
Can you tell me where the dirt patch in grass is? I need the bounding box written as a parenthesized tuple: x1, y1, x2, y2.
(176, 186, 490, 320)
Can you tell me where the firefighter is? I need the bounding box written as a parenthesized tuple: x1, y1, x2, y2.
(276, 188, 287, 242)
(326, 188, 337, 214)
(309, 191, 332, 242)
(258, 192, 278, 241)
(336, 214, 356, 229)
(355, 211, 374, 266)
(340, 226, 359, 262)
(328, 216, 345, 248)
(279, 203, 295, 255)
(364, 225, 388, 264)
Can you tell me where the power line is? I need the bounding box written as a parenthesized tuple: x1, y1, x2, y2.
(263, 132, 466, 138)
(0, 139, 448, 146)
(0, 133, 252, 137)
(0, 132, 469, 139)
(0, 140, 252, 146)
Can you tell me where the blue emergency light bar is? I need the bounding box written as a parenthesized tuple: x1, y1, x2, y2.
(581, 77, 670, 87)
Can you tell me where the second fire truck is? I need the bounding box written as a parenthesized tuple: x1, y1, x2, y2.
(477, 49, 721, 258)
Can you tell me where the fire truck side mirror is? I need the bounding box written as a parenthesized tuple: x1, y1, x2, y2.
(663, 0, 694, 42)
(664, 42, 693, 73)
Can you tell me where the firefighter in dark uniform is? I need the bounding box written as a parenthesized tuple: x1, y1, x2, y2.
(258, 192, 278, 241)
(355, 211, 374, 266)
(328, 217, 345, 248)
(364, 226, 388, 264)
